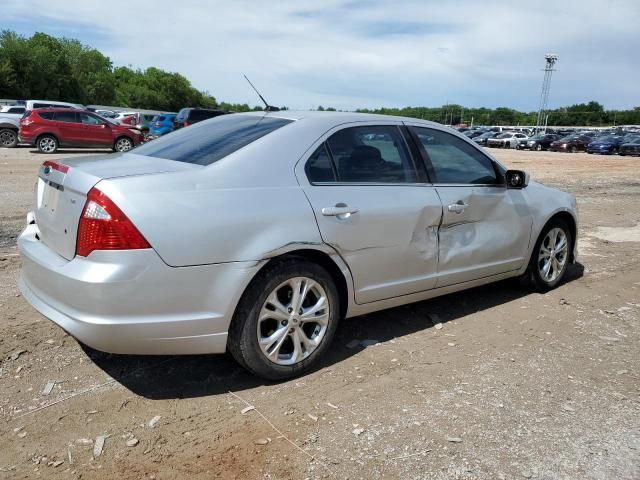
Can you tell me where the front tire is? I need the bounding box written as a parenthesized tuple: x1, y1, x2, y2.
(228, 258, 340, 380)
(37, 135, 58, 153)
(0, 128, 18, 148)
(114, 136, 134, 152)
(536, 144, 543, 151)
(525, 219, 572, 292)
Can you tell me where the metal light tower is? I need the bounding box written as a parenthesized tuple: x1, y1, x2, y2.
(535, 54, 558, 133)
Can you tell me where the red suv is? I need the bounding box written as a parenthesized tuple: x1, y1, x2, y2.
(19, 108, 144, 153)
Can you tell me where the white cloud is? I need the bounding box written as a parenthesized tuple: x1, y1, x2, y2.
(3, 0, 639, 110)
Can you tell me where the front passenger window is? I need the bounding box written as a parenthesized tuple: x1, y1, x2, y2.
(413, 127, 498, 184)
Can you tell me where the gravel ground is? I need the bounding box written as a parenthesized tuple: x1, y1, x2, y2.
(0, 145, 638, 479)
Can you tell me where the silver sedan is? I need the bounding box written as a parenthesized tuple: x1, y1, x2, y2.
(18, 112, 578, 379)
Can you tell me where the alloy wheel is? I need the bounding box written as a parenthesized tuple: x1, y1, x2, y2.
(538, 227, 568, 283)
(115, 138, 133, 151)
(39, 137, 56, 153)
(0, 130, 16, 146)
(257, 277, 329, 366)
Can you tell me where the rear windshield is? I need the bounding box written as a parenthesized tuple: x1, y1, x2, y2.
(189, 109, 223, 121)
(157, 116, 166, 122)
(134, 114, 293, 165)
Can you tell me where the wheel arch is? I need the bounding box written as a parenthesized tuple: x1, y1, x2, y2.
(114, 134, 134, 146)
(540, 210, 578, 263)
(239, 247, 353, 321)
(36, 132, 59, 143)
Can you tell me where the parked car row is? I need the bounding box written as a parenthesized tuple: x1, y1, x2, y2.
(457, 125, 640, 155)
(0, 99, 231, 152)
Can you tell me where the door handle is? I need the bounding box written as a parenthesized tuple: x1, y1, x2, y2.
(448, 201, 469, 214)
(321, 203, 359, 219)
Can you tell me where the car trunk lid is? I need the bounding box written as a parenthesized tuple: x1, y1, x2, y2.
(34, 153, 199, 260)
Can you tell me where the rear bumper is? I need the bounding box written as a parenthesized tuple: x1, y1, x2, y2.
(18, 220, 261, 355)
(18, 133, 36, 146)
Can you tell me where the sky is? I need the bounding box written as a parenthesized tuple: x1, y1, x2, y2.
(2, 0, 638, 111)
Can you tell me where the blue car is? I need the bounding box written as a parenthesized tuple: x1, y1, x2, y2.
(586, 135, 630, 155)
(148, 113, 176, 137)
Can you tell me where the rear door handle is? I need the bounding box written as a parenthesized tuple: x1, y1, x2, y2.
(321, 203, 359, 219)
(448, 201, 469, 214)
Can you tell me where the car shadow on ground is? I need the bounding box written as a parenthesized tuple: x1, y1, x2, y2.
(84, 263, 584, 400)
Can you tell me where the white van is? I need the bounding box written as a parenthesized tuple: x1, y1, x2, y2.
(25, 100, 83, 110)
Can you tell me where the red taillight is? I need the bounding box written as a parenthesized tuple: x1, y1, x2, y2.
(76, 187, 150, 257)
(154, 122, 161, 127)
(42, 160, 69, 174)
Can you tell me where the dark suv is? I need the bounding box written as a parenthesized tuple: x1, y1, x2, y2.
(173, 108, 225, 130)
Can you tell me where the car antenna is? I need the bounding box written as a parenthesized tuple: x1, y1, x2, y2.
(243, 75, 280, 112)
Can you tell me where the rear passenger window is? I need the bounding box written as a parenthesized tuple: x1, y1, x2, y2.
(325, 126, 417, 183)
(412, 127, 498, 184)
(38, 112, 54, 120)
(54, 111, 78, 123)
(305, 144, 336, 183)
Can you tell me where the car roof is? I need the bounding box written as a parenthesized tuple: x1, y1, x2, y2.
(34, 107, 92, 112)
(231, 110, 447, 129)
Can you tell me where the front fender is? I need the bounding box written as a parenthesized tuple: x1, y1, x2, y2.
(519, 181, 579, 271)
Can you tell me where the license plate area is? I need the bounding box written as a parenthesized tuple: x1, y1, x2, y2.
(41, 180, 63, 214)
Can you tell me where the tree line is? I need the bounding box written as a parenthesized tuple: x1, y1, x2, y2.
(0, 30, 260, 112)
(356, 101, 640, 127)
(1, 30, 638, 125)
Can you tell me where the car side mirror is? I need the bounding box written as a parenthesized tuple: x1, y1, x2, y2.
(505, 170, 529, 189)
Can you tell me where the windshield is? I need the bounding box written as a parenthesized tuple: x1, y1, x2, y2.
(93, 113, 118, 125)
(559, 135, 578, 142)
(134, 114, 293, 165)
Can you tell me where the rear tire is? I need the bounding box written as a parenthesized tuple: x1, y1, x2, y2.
(37, 135, 58, 154)
(525, 218, 572, 292)
(570, 146, 577, 153)
(228, 258, 340, 380)
(0, 128, 18, 148)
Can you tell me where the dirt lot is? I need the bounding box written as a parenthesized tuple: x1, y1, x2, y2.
(0, 146, 638, 479)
